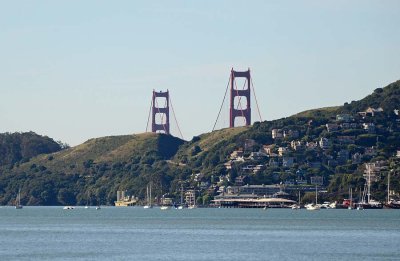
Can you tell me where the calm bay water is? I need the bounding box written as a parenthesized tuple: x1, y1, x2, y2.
(1, 207, 400, 261)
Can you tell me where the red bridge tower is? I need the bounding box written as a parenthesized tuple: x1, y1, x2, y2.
(151, 90, 170, 135)
(230, 69, 251, 127)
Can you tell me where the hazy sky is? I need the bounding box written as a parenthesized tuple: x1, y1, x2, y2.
(1, 1, 400, 146)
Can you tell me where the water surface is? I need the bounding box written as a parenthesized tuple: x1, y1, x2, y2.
(1, 207, 399, 260)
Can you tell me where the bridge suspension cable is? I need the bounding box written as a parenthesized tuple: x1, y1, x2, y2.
(212, 76, 231, 132)
(251, 77, 263, 122)
(169, 96, 184, 140)
(146, 99, 153, 132)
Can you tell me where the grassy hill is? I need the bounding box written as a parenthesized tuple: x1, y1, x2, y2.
(0, 133, 184, 206)
(18, 133, 182, 174)
(0, 132, 62, 168)
(293, 106, 340, 118)
(1, 79, 399, 206)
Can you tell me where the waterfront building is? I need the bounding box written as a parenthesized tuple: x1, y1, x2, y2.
(114, 190, 137, 207)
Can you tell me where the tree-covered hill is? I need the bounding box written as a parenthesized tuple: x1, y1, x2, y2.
(0, 133, 184, 206)
(0, 132, 62, 168)
(1, 80, 399, 206)
(294, 80, 400, 118)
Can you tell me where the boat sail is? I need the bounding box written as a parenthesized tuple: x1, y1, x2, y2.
(15, 188, 23, 209)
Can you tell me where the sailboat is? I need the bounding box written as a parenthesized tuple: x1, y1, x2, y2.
(306, 186, 320, 210)
(177, 182, 186, 209)
(160, 193, 170, 210)
(143, 183, 153, 209)
(15, 188, 23, 209)
(385, 170, 400, 209)
(291, 191, 301, 209)
(356, 185, 365, 210)
(348, 187, 354, 210)
(85, 191, 90, 209)
(95, 195, 101, 210)
(356, 165, 383, 209)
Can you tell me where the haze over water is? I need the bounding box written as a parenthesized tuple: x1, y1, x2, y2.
(1, 207, 400, 261)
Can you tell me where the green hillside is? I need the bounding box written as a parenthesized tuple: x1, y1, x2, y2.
(1, 80, 400, 206)
(18, 133, 181, 174)
(0, 132, 62, 168)
(0, 133, 184, 206)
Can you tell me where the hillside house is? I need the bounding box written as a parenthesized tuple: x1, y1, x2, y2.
(337, 136, 356, 144)
(263, 144, 276, 155)
(200, 181, 210, 189)
(310, 176, 324, 186)
(282, 157, 295, 168)
(296, 178, 308, 185)
(363, 123, 376, 133)
(306, 141, 318, 150)
(284, 180, 295, 185)
(271, 129, 283, 139)
(336, 114, 354, 122)
(249, 151, 268, 161)
(224, 161, 233, 170)
(319, 138, 330, 150)
(242, 164, 265, 174)
(340, 122, 358, 129)
(397, 150, 400, 158)
(364, 147, 377, 156)
(358, 107, 384, 117)
(230, 150, 244, 160)
(278, 147, 289, 156)
(226, 186, 239, 195)
(235, 175, 247, 186)
(326, 123, 339, 132)
(283, 130, 299, 139)
(290, 140, 304, 151)
(352, 153, 362, 164)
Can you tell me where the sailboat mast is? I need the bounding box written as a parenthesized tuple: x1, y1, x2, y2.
(298, 191, 301, 205)
(180, 183, 183, 205)
(388, 170, 391, 204)
(146, 185, 149, 205)
(150, 183, 152, 206)
(18, 188, 21, 205)
(315, 185, 318, 204)
(350, 187, 352, 207)
(367, 164, 371, 203)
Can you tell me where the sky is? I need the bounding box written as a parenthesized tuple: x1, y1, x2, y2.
(1, 1, 400, 146)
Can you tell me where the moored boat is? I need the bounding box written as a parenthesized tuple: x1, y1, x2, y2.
(306, 186, 320, 211)
(15, 188, 23, 209)
(385, 170, 400, 209)
(385, 200, 400, 209)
